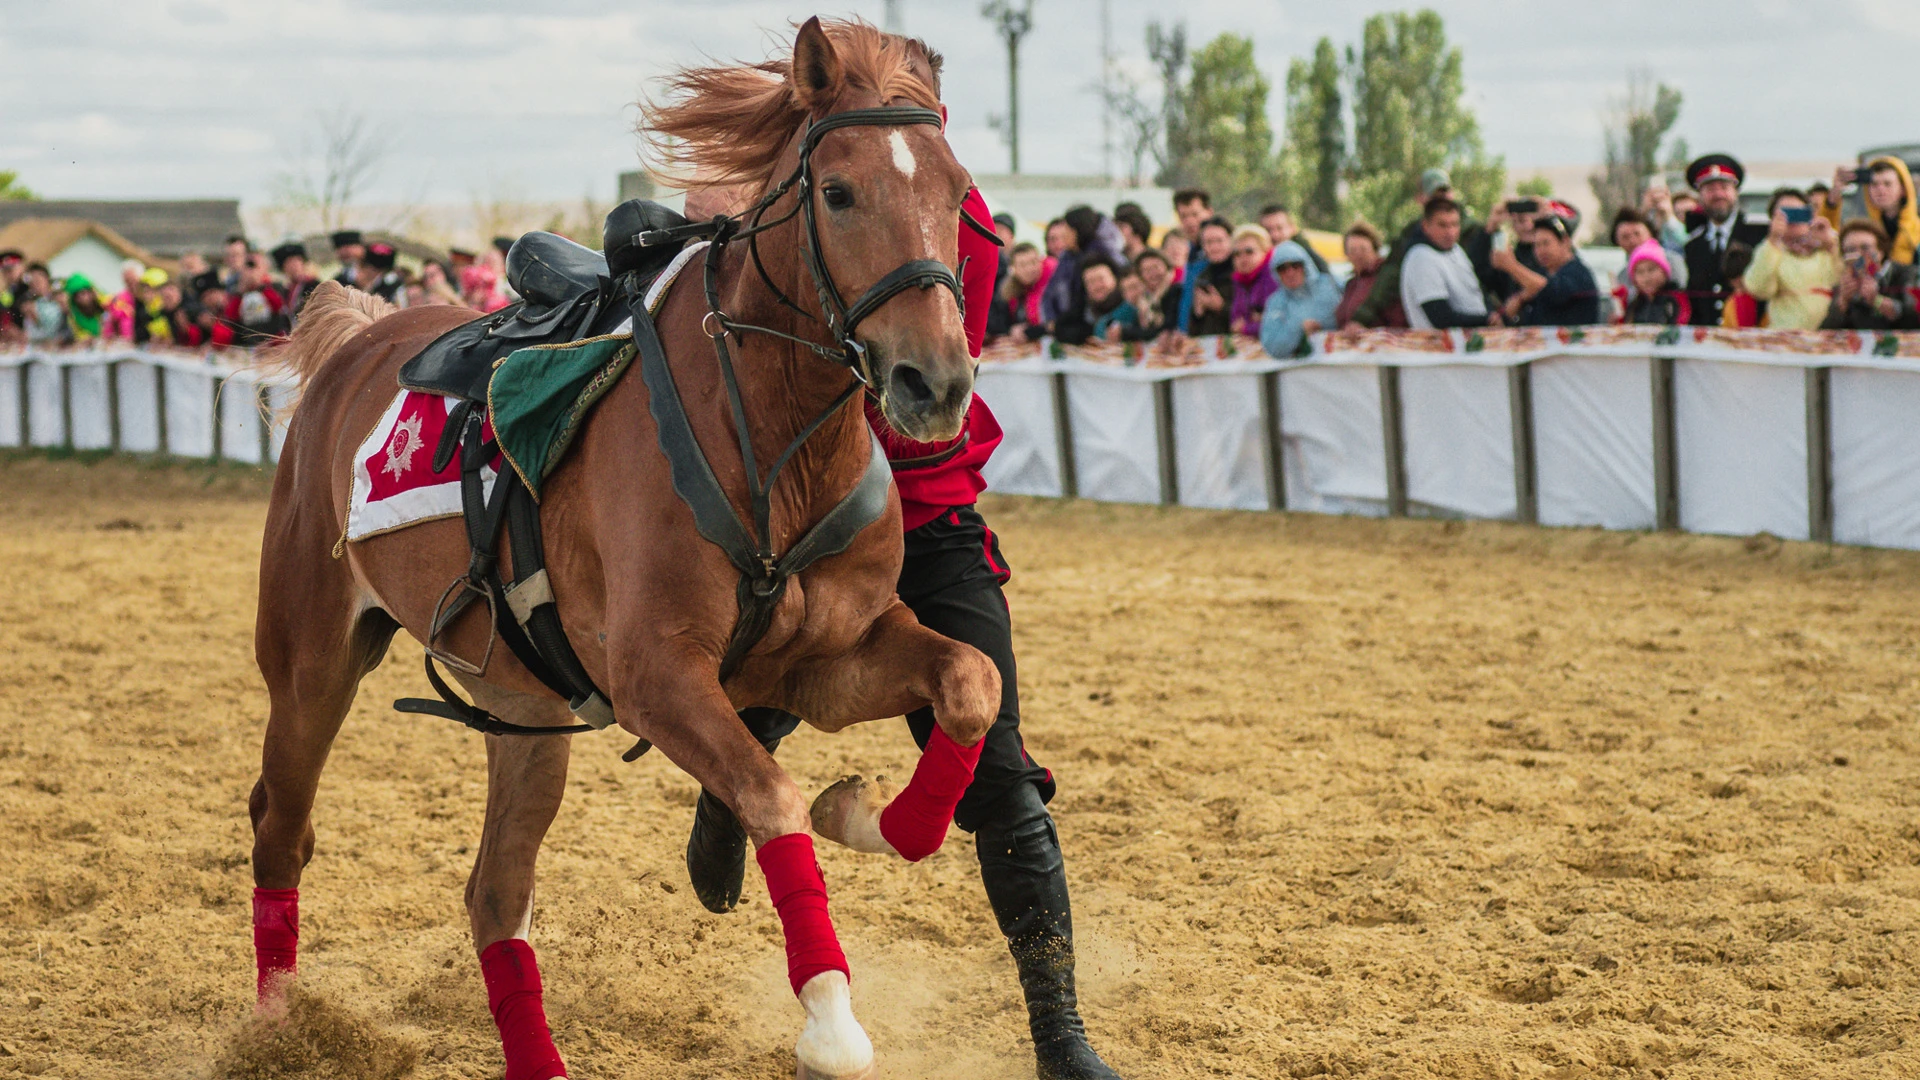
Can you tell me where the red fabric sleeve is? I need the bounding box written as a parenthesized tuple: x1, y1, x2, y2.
(958, 188, 999, 359)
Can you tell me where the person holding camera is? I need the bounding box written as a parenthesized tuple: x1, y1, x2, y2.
(1824, 157, 1920, 266)
(1489, 211, 1602, 326)
(1822, 218, 1919, 330)
(1742, 189, 1842, 330)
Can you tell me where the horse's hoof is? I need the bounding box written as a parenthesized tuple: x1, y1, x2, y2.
(795, 970, 875, 1080)
(808, 775, 900, 855)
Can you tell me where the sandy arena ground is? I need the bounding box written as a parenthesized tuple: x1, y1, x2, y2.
(4, 451, 1920, 1079)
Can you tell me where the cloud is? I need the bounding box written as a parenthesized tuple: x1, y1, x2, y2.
(0, 0, 1905, 215)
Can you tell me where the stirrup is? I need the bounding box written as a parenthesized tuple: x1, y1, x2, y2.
(425, 575, 496, 676)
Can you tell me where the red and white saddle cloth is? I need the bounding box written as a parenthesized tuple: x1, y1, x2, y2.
(345, 390, 499, 541)
(342, 240, 708, 542)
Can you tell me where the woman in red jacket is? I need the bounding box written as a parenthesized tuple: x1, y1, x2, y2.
(685, 43, 1123, 1080)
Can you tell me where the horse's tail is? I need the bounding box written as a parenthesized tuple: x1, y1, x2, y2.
(257, 281, 396, 416)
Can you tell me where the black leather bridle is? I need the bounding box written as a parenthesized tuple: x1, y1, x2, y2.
(636, 105, 965, 382)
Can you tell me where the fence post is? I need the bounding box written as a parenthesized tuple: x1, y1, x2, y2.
(108, 360, 122, 452)
(1049, 370, 1078, 499)
(1378, 365, 1408, 517)
(1152, 377, 1179, 507)
(14, 363, 26, 448)
(155, 364, 170, 456)
(1650, 356, 1679, 530)
(210, 372, 224, 462)
(59, 362, 73, 451)
(1805, 365, 1833, 543)
(1508, 361, 1537, 524)
(257, 382, 273, 464)
(1258, 369, 1285, 512)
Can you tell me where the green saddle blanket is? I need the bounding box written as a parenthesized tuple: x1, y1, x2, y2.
(488, 332, 637, 499)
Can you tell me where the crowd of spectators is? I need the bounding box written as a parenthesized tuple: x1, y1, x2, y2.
(0, 229, 521, 350)
(981, 150, 1920, 357)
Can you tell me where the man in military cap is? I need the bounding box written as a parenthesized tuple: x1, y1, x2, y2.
(1682, 153, 1769, 325)
(271, 240, 321, 320)
(356, 241, 406, 306)
(329, 230, 365, 288)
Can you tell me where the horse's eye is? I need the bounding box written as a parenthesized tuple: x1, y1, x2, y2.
(823, 184, 855, 211)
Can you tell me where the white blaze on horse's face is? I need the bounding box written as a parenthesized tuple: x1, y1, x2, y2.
(888, 130, 917, 180)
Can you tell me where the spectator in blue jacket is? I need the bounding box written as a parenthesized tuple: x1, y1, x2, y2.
(1259, 240, 1340, 358)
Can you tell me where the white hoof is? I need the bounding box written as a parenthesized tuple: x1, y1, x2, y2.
(794, 970, 875, 1080)
(809, 775, 901, 856)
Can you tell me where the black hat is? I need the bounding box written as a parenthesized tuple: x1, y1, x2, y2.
(329, 229, 364, 249)
(1686, 153, 1745, 190)
(0, 248, 23, 263)
(190, 270, 223, 295)
(269, 241, 307, 269)
(492, 236, 516, 255)
(992, 212, 1017, 233)
(365, 242, 397, 271)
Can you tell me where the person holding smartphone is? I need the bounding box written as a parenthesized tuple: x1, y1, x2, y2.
(1830, 158, 1920, 265)
(1823, 218, 1920, 330)
(1741, 188, 1842, 329)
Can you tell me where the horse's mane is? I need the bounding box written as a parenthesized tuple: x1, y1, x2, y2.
(641, 19, 939, 191)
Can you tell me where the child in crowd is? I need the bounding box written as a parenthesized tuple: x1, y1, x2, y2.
(1618, 241, 1691, 325)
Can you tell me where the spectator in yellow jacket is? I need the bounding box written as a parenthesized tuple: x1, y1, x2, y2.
(1744, 189, 1842, 330)
(1823, 156, 1920, 266)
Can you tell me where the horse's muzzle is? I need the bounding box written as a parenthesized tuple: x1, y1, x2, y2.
(879, 356, 973, 443)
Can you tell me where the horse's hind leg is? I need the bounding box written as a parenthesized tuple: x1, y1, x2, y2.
(461, 683, 575, 1080)
(249, 515, 397, 1005)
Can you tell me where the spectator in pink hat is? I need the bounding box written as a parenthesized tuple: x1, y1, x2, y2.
(1617, 241, 1690, 325)
(461, 264, 510, 312)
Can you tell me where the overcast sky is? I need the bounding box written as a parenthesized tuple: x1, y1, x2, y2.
(3, 0, 1917, 209)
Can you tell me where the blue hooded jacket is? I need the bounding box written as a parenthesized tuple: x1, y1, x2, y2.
(1259, 240, 1341, 358)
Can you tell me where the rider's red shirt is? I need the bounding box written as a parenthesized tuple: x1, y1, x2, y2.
(865, 186, 1004, 531)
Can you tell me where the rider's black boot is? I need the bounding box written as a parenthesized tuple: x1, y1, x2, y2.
(685, 709, 797, 914)
(976, 784, 1123, 1080)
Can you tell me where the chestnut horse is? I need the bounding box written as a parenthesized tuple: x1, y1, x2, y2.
(249, 19, 995, 1079)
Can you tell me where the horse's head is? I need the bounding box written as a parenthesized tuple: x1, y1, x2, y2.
(787, 18, 974, 443)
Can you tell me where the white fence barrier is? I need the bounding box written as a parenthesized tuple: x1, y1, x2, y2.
(975, 327, 1920, 551)
(0, 348, 292, 465)
(13, 331, 1920, 552)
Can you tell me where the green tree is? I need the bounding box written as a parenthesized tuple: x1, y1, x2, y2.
(1346, 10, 1504, 233)
(1181, 32, 1276, 220)
(1277, 37, 1344, 230)
(1516, 174, 1554, 198)
(0, 170, 36, 201)
(1589, 70, 1684, 215)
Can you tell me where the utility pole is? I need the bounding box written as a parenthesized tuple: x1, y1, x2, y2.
(982, 0, 1035, 174)
(1100, 0, 1112, 183)
(883, 0, 903, 34)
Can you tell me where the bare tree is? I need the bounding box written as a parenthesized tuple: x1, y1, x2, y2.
(1100, 73, 1163, 188)
(1589, 70, 1683, 219)
(981, 0, 1036, 173)
(272, 104, 396, 233)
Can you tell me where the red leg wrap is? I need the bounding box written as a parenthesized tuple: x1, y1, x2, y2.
(480, 939, 568, 1080)
(756, 832, 850, 996)
(252, 887, 299, 1004)
(879, 726, 985, 862)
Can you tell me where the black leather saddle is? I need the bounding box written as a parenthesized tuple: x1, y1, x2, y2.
(399, 199, 693, 402)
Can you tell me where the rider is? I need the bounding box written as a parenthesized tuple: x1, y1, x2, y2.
(686, 38, 1123, 1080)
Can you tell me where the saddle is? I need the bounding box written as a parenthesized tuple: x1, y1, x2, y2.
(399, 200, 692, 402)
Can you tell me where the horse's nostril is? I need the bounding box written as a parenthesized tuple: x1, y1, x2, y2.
(891, 363, 934, 407)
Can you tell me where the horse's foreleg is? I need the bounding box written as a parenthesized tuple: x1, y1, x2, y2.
(625, 653, 874, 1080)
(465, 693, 574, 1080)
(790, 602, 1001, 863)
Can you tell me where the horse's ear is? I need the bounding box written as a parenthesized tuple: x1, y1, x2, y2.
(791, 16, 844, 113)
